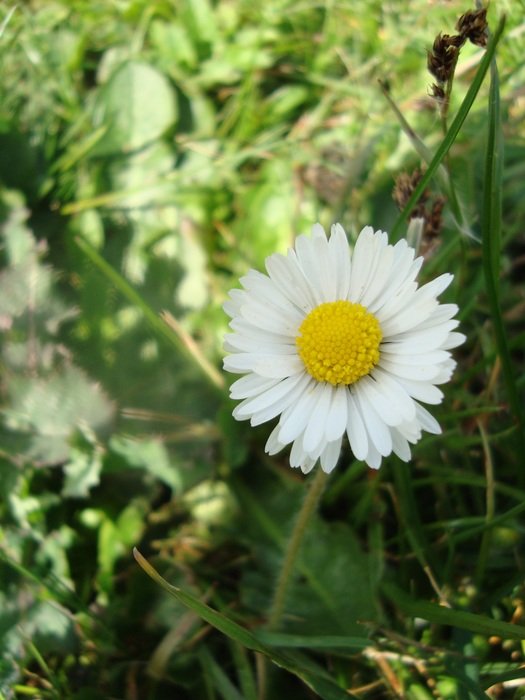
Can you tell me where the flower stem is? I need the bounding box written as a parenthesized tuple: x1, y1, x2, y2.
(266, 468, 328, 631)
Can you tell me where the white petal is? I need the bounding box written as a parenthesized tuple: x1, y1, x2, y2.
(380, 274, 454, 336)
(320, 437, 343, 473)
(265, 251, 317, 312)
(378, 357, 441, 381)
(278, 378, 321, 444)
(233, 372, 306, 418)
(373, 280, 418, 323)
(329, 224, 351, 299)
(379, 349, 450, 366)
(395, 377, 444, 404)
(346, 391, 369, 461)
(366, 369, 416, 423)
(223, 288, 245, 318)
(247, 372, 312, 425)
(442, 332, 466, 349)
(301, 457, 317, 474)
(382, 321, 459, 352)
(295, 230, 334, 303)
(265, 424, 285, 456)
(416, 403, 442, 434)
(224, 332, 297, 354)
(368, 244, 421, 314)
(240, 298, 302, 335)
(357, 375, 403, 426)
(230, 374, 279, 400)
(223, 353, 304, 378)
(228, 317, 292, 342)
(325, 385, 348, 441)
(290, 438, 308, 469)
(364, 442, 382, 469)
(348, 227, 376, 302)
(311, 222, 326, 239)
(354, 383, 393, 456)
(303, 383, 334, 454)
(434, 359, 457, 384)
(380, 296, 439, 337)
(240, 269, 304, 317)
(391, 429, 412, 461)
(360, 238, 394, 308)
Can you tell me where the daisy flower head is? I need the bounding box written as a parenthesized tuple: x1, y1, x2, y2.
(223, 224, 465, 474)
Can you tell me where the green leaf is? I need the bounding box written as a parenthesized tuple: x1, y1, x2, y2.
(382, 582, 525, 640)
(74, 235, 225, 392)
(62, 426, 104, 498)
(283, 520, 379, 636)
(98, 504, 146, 595)
(255, 632, 371, 651)
(481, 28, 525, 460)
(92, 61, 177, 156)
(199, 646, 245, 700)
(235, 478, 379, 637)
(481, 666, 525, 690)
(109, 435, 182, 492)
(4, 365, 114, 465)
(0, 189, 36, 263)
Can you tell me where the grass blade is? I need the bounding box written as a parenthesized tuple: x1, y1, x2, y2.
(133, 549, 357, 700)
(382, 582, 525, 640)
(480, 36, 525, 467)
(74, 236, 225, 392)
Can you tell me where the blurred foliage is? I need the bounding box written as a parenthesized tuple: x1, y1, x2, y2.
(1, 0, 525, 698)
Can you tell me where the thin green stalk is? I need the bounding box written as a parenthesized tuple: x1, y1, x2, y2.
(391, 15, 506, 241)
(474, 420, 495, 585)
(481, 45, 525, 472)
(74, 236, 225, 393)
(392, 462, 447, 605)
(267, 468, 328, 631)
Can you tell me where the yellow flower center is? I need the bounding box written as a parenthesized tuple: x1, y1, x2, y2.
(296, 300, 382, 386)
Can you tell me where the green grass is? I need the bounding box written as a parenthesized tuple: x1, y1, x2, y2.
(1, 1, 525, 698)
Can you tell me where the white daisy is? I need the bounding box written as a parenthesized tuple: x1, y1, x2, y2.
(223, 224, 464, 473)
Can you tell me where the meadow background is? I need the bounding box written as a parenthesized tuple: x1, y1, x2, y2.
(1, 0, 524, 698)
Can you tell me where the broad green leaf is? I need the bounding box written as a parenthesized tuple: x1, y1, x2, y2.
(0, 189, 36, 263)
(183, 479, 239, 526)
(25, 600, 78, 655)
(149, 20, 198, 70)
(92, 61, 177, 156)
(283, 520, 379, 636)
(179, 0, 217, 57)
(235, 477, 379, 637)
(109, 435, 182, 492)
(98, 504, 146, 595)
(4, 365, 114, 464)
(62, 426, 104, 498)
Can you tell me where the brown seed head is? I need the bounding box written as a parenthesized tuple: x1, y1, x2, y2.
(430, 83, 446, 102)
(427, 33, 464, 83)
(457, 8, 488, 47)
(393, 169, 428, 219)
